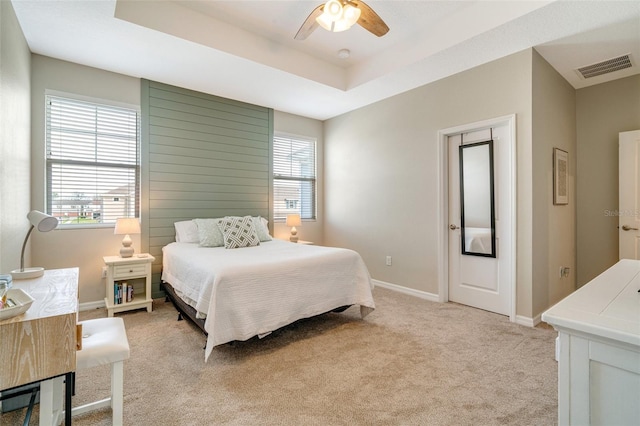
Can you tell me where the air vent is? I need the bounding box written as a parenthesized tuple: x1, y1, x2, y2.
(576, 54, 633, 79)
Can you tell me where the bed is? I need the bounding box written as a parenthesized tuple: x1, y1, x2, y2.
(161, 217, 375, 361)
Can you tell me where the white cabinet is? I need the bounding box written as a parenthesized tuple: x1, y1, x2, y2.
(103, 254, 155, 317)
(542, 259, 640, 426)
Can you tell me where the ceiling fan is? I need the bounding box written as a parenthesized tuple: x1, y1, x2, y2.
(295, 0, 389, 41)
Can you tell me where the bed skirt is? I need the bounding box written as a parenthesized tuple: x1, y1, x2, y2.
(160, 280, 353, 338)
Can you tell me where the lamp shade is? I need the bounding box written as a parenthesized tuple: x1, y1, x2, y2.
(11, 210, 58, 279)
(343, 4, 361, 26)
(114, 218, 141, 235)
(27, 210, 58, 232)
(324, 0, 343, 20)
(286, 214, 301, 227)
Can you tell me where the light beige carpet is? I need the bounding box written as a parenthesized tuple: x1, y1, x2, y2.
(2, 287, 558, 425)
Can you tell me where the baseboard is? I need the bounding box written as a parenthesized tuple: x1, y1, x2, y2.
(533, 312, 542, 326)
(82, 283, 537, 327)
(372, 279, 440, 302)
(515, 313, 541, 328)
(79, 300, 105, 312)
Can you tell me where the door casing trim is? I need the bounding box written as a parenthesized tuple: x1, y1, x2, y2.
(437, 114, 517, 322)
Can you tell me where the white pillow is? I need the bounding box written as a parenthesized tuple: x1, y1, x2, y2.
(217, 216, 261, 249)
(253, 216, 272, 242)
(193, 218, 225, 247)
(174, 220, 199, 243)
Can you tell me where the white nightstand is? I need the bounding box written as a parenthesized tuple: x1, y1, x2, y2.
(281, 239, 314, 245)
(103, 254, 155, 317)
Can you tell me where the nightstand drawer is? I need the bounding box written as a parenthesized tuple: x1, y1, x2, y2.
(113, 264, 147, 278)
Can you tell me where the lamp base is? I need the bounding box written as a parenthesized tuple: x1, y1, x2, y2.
(119, 246, 134, 258)
(289, 226, 299, 243)
(10, 267, 45, 280)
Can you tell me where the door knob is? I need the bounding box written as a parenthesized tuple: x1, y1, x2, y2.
(621, 225, 639, 231)
(449, 224, 460, 230)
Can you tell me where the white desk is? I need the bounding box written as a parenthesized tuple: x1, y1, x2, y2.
(542, 259, 640, 426)
(0, 268, 78, 425)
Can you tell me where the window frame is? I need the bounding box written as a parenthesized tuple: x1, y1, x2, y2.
(273, 133, 317, 222)
(44, 92, 141, 229)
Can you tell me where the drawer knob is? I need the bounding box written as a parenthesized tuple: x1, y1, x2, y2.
(129, 269, 133, 273)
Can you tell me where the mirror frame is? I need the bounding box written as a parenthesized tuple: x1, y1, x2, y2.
(459, 140, 496, 258)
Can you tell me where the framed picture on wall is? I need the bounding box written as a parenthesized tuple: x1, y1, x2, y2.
(553, 148, 568, 205)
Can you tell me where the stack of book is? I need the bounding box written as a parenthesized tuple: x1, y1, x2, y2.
(114, 282, 134, 304)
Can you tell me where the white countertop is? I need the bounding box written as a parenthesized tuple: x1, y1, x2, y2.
(542, 259, 640, 347)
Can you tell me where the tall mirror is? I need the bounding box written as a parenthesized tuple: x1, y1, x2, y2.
(459, 140, 496, 257)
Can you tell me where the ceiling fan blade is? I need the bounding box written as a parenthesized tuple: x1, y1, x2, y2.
(353, 0, 389, 37)
(295, 4, 324, 40)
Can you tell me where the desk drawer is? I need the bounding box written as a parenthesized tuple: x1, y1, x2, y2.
(113, 264, 147, 278)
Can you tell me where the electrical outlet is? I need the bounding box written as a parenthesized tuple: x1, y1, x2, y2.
(386, 256, 392, 266)
(101, 266, 108, 278)
(559, 267, 570, 278)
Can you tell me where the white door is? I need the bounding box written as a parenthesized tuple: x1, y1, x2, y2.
(447, 120, 513, 316)
(619, 130, 640, 259)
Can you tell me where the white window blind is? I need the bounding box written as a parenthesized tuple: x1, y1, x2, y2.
(46, 95, 140, 226)
(273, 134, 316, 220)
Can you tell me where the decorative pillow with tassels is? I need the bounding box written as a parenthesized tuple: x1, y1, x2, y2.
(217, 216, 261, 249)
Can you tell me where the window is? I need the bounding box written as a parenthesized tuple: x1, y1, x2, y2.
(45, 95, 140, 226)
(273, 134, 316, 221)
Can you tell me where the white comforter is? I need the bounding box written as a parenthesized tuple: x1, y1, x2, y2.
(161, 240, 375, 360)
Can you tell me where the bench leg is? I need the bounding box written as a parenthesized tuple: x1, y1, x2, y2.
(69, 361, 124, 425)
(111, 361, 124, 426)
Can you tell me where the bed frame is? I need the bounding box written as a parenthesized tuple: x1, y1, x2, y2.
(161, 280, 207, 335)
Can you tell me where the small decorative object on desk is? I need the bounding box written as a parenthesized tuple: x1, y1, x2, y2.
(0, 288, 35, 320)
(0, 278, 9, 309)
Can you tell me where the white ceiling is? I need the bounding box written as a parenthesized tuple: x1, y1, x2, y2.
(11, 0, 640, 120)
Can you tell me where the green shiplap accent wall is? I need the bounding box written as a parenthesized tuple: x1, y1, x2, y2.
(141, 80, 274, 297)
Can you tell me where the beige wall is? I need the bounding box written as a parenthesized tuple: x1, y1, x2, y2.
(0, 1, 31, 275)
(531, 50, 577, 316)
(576, 75, 640, 286)
(30, 55, 141, 303)
(273, 111, 324, 244)
(324, 49, 539, 318)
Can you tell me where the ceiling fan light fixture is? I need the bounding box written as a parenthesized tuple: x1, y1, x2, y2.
(297, 0, 387, 40)
(316, 13, 334, 32)
(343, 4, 361, 27)
(316, 0, 343, 32)
(324, 0, 343, 20)
(316, 0, 361, 33)
(332, 19, 351, 33)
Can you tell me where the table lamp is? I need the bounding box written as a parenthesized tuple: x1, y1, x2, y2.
(114, 218, 141, 257)
(11, 210, 59, 279)
(286, 214, 301, 243)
